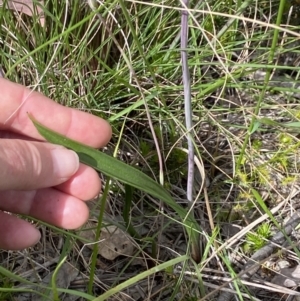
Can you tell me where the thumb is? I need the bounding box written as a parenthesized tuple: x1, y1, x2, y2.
(0, 139, 79, 190)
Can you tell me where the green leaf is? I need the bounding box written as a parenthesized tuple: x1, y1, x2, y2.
(282, 122, 300, 128)
(258, 117, 280, 127)
(249, 120, 261, 134)
(258, 119, 300, 131)
(29, 115, 200, 245)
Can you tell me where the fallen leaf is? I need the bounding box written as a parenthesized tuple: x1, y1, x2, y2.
(80, 224, 135, 260)
(32, 262, 79, 301)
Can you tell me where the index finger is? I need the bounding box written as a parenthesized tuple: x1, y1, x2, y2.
(0, 78, 112, 148)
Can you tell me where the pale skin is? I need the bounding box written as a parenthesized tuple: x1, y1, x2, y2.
(0, 78, 112, 250)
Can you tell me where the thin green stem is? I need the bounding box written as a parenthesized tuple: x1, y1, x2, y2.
(87, 179, 111, 294)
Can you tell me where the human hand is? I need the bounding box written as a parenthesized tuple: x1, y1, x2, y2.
(0, 78, 112, 250)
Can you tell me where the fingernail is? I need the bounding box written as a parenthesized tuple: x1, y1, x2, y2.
(50, 149, 79, 179)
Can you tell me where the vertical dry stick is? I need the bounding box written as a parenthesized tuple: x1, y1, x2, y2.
(181, 1, 193, 207)
(181, 0, 201, 263)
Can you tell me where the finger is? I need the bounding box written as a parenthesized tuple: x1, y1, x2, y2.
(0, 139, 79, 190)
(55, 164, 101, 201)
(0, 135, 101, 198)
(0, 211, 41, 250)
(0, 188, 89, 229)
(0, 78, 112, 148)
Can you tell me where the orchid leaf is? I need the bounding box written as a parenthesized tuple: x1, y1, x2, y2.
(29, 115, 200, 240)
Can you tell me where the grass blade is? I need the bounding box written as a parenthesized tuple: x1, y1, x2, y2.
(93, 255, 189, 301)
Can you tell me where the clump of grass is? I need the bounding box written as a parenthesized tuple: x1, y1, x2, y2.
(243, 223, 272, 254)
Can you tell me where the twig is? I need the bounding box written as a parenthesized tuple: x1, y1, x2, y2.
(180, 0, 202, 264)
(180, 0, 194, 205)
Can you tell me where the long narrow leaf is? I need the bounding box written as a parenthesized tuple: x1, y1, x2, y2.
(29, 115, 200, 234)
(94, 255, 189, 301)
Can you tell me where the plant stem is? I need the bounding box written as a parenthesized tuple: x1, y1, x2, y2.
(181, 0, 201, 263)
(181, 0, 194, 205)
